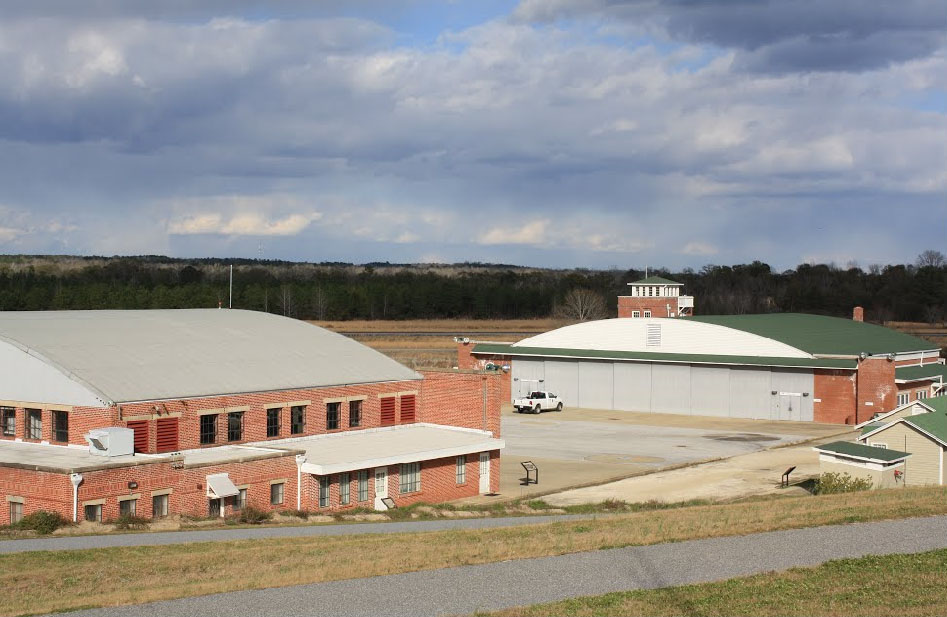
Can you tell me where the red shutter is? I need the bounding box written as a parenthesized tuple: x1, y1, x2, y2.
(156, 417, 179, 453)
(400, 395, 416, 424)
(380, 397, 396, 426)
(127, 420, 148, 453)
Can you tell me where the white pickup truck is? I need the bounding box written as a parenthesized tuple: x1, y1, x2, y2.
(514, 391, 563, 414)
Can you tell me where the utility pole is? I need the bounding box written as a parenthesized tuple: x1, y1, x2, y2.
(229, 265, 233, 309)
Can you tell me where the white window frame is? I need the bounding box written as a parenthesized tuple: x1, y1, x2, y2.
(357, 470, 369, 502)
(456, 456, 466, 485)
(897, 393, 910, 406)
(270, 482, 284, 505)
(917, 390, 928, 400)
(399, 462, 421, 494)
(152, 493, 169, 518)
(319, 476, 330, 508)
(632, 310, 641, 318)
(339, 472, 350, 505)
(869, 442, 888, 449)
(643, 310, 652, 318)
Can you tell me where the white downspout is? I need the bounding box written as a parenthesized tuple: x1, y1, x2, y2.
(69, 473, 83, 522)
(295, 455, 307, 510)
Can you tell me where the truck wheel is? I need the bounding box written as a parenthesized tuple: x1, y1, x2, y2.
(556, 402, 563, 411)
(534, 404, 541, 414)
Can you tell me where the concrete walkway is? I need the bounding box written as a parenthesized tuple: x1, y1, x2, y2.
(544, 431, 856, 506)
(52, 514, 947, 617)
(0, 513, 591, 554)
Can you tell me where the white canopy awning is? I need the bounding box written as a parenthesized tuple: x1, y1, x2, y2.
(257, 424, 504, 476)
(206, 473, 240, 498)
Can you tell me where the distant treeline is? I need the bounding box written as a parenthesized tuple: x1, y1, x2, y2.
(0, 254, 944, 323)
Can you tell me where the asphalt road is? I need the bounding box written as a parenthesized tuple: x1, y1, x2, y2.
(0, 513, 590, 554)
(48, 514, 947, 617)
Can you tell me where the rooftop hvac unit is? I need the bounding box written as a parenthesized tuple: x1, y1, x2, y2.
(85, 427, 135, 457)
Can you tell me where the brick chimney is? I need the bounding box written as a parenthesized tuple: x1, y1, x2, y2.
(853, 306, 864, 322)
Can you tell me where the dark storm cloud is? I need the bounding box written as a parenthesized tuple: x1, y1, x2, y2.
(515, 0, 947, 73)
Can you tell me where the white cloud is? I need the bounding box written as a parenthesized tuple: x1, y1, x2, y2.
(168, 211, 321, 236)
(682, 242, 719, 256)
(478, 220, 549, 245)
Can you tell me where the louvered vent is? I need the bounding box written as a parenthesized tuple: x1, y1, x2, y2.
(646, 323, 661, 347)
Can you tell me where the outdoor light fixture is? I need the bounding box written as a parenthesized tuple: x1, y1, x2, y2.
(127, 481, 138, 490)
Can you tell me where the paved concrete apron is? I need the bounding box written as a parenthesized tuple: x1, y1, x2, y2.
(50, 515, 947, 617)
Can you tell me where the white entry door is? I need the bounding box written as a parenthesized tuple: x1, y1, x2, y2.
(374, 467, 388, 510)
(478, 452, 490, 494)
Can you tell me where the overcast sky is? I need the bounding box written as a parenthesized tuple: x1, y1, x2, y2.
(0, 1, 944, 269)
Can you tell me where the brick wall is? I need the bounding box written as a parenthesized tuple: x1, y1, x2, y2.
(813, 369, 857, 424)
(457, 342, 513, 403)
(419, 370, 502, 437)
(617, 297, 680, 318)
(856, 357, 897, 425)
(0, 449, 503, 523)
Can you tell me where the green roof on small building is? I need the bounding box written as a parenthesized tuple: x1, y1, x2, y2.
(860, 422, 887, 436)
(904, 408, 947, 443)
(631, 276, 681, 286)
(690, 313, 936, 356)
(896, 364, 947, 382)
(815, 440, 911, 462)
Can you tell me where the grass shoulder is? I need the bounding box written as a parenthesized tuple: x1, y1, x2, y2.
(2, 486, 947, 616)
(489, 548, 947, 616)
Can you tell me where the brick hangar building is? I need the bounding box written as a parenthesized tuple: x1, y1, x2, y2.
(0, 310, 503, 525)
(460, 276, 945, 425)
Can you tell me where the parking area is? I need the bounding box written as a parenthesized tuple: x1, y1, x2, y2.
(472, 405, 848, 503)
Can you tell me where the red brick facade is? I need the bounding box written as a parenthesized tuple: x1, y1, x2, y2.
(455, 341, 512, 404)
(617, 297, 680, 318)
(813, 369, 857, 424)
(1, 371, 503, 523)
(855, 357, 897, 426)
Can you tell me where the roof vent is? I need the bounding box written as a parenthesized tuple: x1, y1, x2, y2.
(646, 323, 661, 347)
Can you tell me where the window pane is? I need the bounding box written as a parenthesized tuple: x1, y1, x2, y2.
(84, 504, 101, 522)
(52, 411, 69, 443)
(357, 470, 369, 502)
(326, 402, 340, 431)
(27, 409, 41, 440)
(339, 473, 350, 505)
(9, 501, 23, 524)
(319, 476, 330, 508)
(266, 408, 280, 437)
(227, 412, 243, 442)
(2, 407, 15, 437)
(152, 494, 169, 518)
(270, 482, 284, 505)
(200, 414, 217, 444)
(399, 462, 420, 494)
(349, 400, 362, 427)
(291, 406, 306, 434)
(119, 499, 137, 516)
(456, 456, 466, 484)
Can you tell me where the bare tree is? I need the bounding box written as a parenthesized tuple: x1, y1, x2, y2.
(916, 250, 946, 268)
(310, 286, 329, 321)
(555, 289, 607, 322)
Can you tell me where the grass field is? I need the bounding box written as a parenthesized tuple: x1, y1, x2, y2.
(310, 319, 566, 368)
(4, 487, 947, 616)
(491, 548, 947, 616)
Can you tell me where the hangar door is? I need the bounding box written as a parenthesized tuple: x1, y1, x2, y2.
(513, 355, 814, 421)
(511, 358, 545, 400)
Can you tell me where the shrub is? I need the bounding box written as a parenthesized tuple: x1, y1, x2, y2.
(287, 509, 310, 520)
(232, 506, 272, 525)
(13, 511, 70, 535)
(113, 514, 150, 530)
(814, 472, 873, 494)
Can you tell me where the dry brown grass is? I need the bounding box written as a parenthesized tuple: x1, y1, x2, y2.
(312, 318, 568, 333)
(4, 487, 947, 616)
(492, 549, 947, 616)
